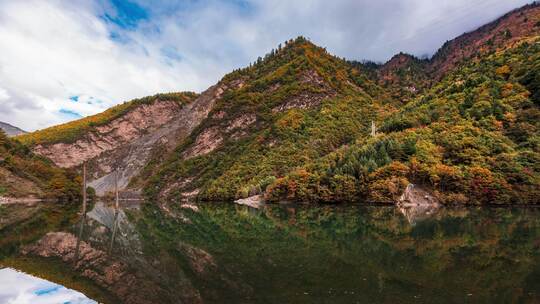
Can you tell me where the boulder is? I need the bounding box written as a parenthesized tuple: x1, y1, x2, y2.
(398, 184, 439, 206)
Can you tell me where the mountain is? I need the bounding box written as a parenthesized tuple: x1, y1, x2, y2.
(0, 121, 26, 137)
(141, 37, 394, 202)
(15, 3, 540, 204)
(17, 92, 199, 196)
(269, 38, 539, 205)
(428, 1, 540, 79)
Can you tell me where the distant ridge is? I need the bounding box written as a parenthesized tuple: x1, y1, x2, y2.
(0, 121, 26, 137)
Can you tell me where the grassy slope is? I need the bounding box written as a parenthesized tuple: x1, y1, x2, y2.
(17, 92, 198, 146)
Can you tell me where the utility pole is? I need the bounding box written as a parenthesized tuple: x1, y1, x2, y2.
(82, 162, 87, 213)
(74, 162, 87, 262)
(115, 169, 119, 210)
(109, 168, 120, 254)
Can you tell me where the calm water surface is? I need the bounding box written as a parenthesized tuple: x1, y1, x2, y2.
(1, 201, 539, 303)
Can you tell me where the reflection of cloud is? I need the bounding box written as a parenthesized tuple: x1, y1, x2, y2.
(0, 268, 96, 304)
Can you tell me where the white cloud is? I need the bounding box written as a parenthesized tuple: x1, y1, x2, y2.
(0, 0, 532, 131)
(0, 0, 206, 131)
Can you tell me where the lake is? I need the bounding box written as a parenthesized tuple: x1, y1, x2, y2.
(1, 201, 539, 303)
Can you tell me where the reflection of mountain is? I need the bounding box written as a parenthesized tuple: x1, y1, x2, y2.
(2, 202, 540, 304)
(86, 201, 141, 256)
(134, 203, 540, 304)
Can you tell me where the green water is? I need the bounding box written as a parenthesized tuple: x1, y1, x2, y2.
(1, 201, 540, 303)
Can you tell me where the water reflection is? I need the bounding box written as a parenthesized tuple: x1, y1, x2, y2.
(0, 268, 96, 304)
(74, 201, 145, 261)
(1, 201, 540, 304)
(397, 202, 441, 225)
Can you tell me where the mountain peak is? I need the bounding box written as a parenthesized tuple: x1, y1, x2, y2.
(221, 35, 350, 92)
(381, 52, 424, 72)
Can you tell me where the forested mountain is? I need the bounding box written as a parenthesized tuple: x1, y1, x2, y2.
(14, 2, 540, 204)
(266, 38, 539, 204)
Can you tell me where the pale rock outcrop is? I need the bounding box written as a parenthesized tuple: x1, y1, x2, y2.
(226, 114, 257, 132)
(235, 195, 265, 209)
(398, 184, 439, 206)
(397, 184, 441, 225)
(183, 127, 224, 159)
(33, 101, 181, 169)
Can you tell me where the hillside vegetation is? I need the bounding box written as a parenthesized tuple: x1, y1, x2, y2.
(0, 130, 81, 199)
(143, 37, 396, 201)
(143, 3, 540, 205)
(266, 39, 540, 204)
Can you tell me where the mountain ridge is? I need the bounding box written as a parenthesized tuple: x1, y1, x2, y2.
(0, 121, 26, 137)
(12, 3, 540, 204)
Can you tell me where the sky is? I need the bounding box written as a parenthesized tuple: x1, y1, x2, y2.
(0, 268, 96, 304)
(0, 0, 533, 131)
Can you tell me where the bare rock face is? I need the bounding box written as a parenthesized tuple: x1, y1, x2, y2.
(183, 113, 257, 159)
(33, 101, 181, 169)
(88, 79, 245, 195)
(234, 195, 264, 209)
(397, 184, 441, 224)
(226, 114, 257, 132)
(183, 127, 224, 159)
(31, 78, 244, 196)
(398, 184, 439, 206)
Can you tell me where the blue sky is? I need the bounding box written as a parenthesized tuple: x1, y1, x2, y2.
(0, 0, 532, 131)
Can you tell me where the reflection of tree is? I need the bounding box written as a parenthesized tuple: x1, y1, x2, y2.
(4, 202, 540, 304)
(156, 204, 540, 303)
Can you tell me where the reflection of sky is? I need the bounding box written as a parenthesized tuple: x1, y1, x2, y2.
(0, 268, 96, 304)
